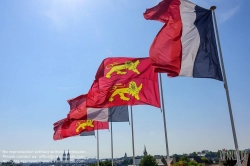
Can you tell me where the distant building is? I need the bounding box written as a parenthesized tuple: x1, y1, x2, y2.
(246, 149, 250, 154)
(67, 150, 70, 162)
(143, 145, 148, 156)
(198, 153, 206, 157)
(62, 150, 66, 162)
(128, 159, 141, 166)
(60, 150, 70, 163)
(154, 155, 164, 159)
(124, 152, 127, 158)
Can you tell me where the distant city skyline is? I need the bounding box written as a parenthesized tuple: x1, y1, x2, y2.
(2, 147, 250, 163)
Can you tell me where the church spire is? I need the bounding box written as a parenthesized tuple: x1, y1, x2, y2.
(143, 145, 148, 156)
(67, 150, 70, 162)
(63, 150, 66, 162)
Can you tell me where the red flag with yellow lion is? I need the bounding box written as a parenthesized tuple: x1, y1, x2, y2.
(86, 57, 160, 108)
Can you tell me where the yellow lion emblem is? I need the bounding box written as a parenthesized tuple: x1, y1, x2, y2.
(75, 120, 94, 133)
(105, 60, 140, 78)
(109, 81, 142, 102)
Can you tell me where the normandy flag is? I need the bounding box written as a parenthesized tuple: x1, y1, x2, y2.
(86, 57, 160, 108)
(53, 118, 108, 140)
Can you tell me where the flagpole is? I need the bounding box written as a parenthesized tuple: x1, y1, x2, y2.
(211, 6, 241, 166)
(111, 121, 114, 166)
(97, 130, 99, 166)
(130, 106, 136, 166)
(159, 73, 170, 166)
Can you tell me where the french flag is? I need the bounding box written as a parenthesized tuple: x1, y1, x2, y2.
(144, 0, 223, 81)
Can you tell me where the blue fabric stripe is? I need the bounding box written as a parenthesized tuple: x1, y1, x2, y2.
(108, 106, 129, 122)
(193, 5, 223, 81)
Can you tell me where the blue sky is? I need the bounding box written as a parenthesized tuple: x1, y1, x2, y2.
(0, 0, 249, 162)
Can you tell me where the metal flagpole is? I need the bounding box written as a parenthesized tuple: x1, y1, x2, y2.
(159, 73, 170, 166)
(211, 6, 241, 166)
(111, 121, 114, 166)
(97, 130, 99, 166)
(130, 106, 136, 166)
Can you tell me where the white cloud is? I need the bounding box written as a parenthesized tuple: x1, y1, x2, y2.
(220, 5, 240, 22)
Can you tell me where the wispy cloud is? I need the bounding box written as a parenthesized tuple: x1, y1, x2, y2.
(220, 5, 240, 22)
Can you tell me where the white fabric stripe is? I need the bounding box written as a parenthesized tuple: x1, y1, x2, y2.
(179, 0, 200, 77)
(87, 108, 109, 122)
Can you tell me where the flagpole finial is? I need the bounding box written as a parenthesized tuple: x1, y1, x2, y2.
(210, 6, 216, 10)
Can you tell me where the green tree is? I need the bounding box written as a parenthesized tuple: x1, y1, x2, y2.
(104, 160, 112, 166)
(174, 155, 204, 166)
(172, 154, 179, 157)
(188, 161, 202, 166)
(90, 163, 98, 166)
(90, 161, 111, 166)
(174, 160, 188, 166)
(139, 155, 158, 166)
(180, 155, 190, 162)
(174, 160, 202, 166)
(190, 152, 197, 157)
(128, 158, 133, 164)
(201, 157, 209, 164)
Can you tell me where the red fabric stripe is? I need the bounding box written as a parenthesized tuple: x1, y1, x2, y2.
(144, 0, 182, 76)
(93, 121, 109, 130)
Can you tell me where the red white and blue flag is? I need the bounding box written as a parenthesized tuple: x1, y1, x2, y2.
(144, 0, 223, 81)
